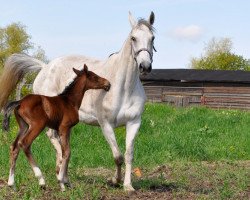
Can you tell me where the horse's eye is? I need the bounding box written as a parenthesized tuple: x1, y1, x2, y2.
(131, 36, 136, 42)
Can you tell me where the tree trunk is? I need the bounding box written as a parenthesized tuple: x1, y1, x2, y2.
(16, 77, 26, 100)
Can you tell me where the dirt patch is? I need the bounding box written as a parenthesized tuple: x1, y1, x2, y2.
(0, 179, 6, 188)
(1, 161, 249, 199)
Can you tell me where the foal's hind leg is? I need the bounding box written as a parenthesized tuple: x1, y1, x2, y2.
(19, 123, 46, 186)
(8, 111, 28, 188)
(8, 138, 21, 187)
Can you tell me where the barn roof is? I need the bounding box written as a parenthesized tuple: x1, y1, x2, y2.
(140, 69, 250, 83)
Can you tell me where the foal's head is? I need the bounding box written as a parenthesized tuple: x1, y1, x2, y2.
(73, 64, 111, 92)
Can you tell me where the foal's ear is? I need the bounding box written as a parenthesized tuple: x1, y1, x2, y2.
(83, 64, 88, 73)
(128, 11, 136, 28)
(73, 68, 81, 76)
(148, 11, 155, 25)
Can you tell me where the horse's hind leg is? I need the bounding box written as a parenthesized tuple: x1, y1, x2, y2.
(46, 129, 62, 180)
(19, 122, 46, 186)
(101, 123, 124, 186)
(8, 111, 28, 187)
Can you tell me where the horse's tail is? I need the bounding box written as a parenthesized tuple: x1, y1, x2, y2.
(0, 53, 45, 110)
(2, 101, 20, 132)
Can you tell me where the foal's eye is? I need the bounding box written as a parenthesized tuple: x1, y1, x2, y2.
(131, 36, 136, 42)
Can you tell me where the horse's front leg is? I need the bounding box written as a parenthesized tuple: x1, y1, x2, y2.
(100, 122, 124, 186)
(124, 118, 141, 192)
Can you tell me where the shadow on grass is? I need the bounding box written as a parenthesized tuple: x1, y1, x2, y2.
(133, 178, 180, 192)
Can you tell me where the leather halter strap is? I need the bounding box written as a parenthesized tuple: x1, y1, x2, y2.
(134, 48, 153, 62)
(134, 45, 157, 62)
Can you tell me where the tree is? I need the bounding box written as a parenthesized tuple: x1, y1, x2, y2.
(190, 37, 250, 71)
(0, 23, 33, 68)
(0, 22, 48, 100)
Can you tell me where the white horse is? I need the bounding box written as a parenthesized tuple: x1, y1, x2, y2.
(0, 12, 156, 192)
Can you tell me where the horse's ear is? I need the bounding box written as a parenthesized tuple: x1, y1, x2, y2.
(128, 11, 136, 28)
(83, 64, 88, 73)
(73, 68, 81, 75)
(148, 11, 155, 25)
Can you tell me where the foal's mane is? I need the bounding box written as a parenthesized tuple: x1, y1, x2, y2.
(59, 69, 84, 96)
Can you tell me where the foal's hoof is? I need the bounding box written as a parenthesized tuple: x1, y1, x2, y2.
(65, 182, 72, 188)
(60, 183, 66, 192)
(107, 177, 121, 187)
(40, 185, 46, 190)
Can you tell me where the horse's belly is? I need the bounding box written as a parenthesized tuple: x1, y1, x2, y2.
(78, 110, 99, 126)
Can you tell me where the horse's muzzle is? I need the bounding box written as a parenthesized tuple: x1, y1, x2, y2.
(139, 62, 152, 74)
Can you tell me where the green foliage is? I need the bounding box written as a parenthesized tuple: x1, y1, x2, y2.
(0, 22, 48, 100)
(0, 23, 33, 68)
(190, 37, 250, 70)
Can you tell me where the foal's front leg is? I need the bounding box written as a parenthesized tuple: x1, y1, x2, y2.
(57, 127, 71, 191)
(46, 129, 62, 179)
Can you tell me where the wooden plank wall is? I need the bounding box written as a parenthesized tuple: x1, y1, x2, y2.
(144, 86, 250, 110)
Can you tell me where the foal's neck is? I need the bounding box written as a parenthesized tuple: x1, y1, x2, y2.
(61, 77, 86, 109)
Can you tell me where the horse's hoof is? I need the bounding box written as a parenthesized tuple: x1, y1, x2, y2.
(124, 185, 135, 195)
(8, 185, 17, 191)
(107, 177, 121, 187)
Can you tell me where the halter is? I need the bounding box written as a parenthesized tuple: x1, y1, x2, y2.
(134, 46, 157, 63)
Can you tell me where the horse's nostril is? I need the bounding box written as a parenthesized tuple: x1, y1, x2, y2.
(139, 63, 144, 72)
(147, 65, 152, 73)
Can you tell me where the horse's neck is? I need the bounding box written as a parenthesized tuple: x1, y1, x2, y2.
(108, 38, 139, 97)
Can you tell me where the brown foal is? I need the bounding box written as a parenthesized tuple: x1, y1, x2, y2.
(3, 64, 111, 191)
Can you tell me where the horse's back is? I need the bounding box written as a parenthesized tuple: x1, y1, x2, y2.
(33, 55, 104, 96)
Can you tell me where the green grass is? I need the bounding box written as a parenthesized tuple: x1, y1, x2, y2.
(0, 103, 249, 199)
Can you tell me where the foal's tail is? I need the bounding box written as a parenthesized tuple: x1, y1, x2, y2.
(0, 53, 45, 111)
(2, 101, 20, 132)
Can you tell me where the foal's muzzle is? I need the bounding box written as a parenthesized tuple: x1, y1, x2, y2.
(104, 81, 111, 91)
(139, 61, 152, 74)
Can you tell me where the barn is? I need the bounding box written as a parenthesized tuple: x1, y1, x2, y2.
(140, 69, 250, 110)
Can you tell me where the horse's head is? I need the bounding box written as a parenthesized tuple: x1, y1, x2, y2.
(129, 12, 156, 75)
(73, 64, 111, 92)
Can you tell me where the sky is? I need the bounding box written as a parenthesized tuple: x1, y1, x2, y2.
(0, 0, 249, 69)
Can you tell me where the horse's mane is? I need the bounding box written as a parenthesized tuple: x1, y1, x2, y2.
(137, 19, 155, 32)
(109, 19, 154, 58)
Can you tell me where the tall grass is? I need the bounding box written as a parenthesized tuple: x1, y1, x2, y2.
(1, 103, 250, 170)
(0, 103, 249, 199)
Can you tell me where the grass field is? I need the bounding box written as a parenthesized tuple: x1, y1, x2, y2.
(0, 103, 249, 199)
